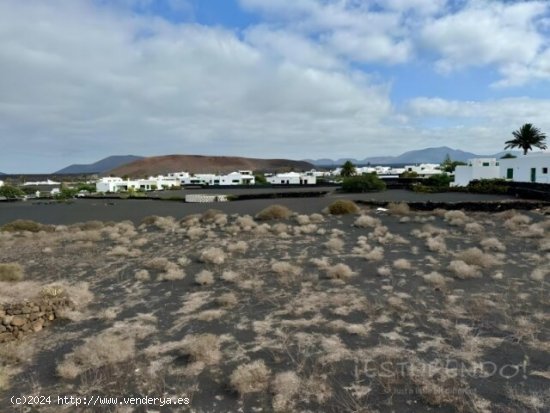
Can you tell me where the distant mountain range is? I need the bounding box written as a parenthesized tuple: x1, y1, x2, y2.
(54, 155, 144, 174)
(304, 146, 521, 166)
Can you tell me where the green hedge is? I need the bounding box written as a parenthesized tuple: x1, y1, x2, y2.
(342, 173, 386, 193)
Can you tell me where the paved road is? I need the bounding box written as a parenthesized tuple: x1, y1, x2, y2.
(0, 190, 518, 225)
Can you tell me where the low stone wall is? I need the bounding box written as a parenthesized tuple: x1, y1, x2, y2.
(0, 297, 74, 343)
(185, 194, 229, 203)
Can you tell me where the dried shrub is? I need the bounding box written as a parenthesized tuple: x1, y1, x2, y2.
(324, 237, 344, 253)
(309, 213, 324, 223)
(328, 200, 359, 215)
(271, 262, 301, 278)
(57, 332, 136, 379)
(272, 371, 301, 412)
(504, 213, 531, 231)
(444, 210, 467, 226)
(256, 205, 292, 221)
(230, 360, 271, 395)
(326, 263, 355, 280)
(1, 220, 53, 233)
(448, 260, 481, 279)
(217, 292, 238, 307)
(181, 333, 221, 365)
(354, 215, 380, 228)
(201, 209, 224, 222)
(221, 270, 239, 283)
(377, 266, 391, 277)
(423, 271, 447, 287)
(365, 247, 384, 261)
(456, 247, 500, 268)
(227, 241, 248, 254)
(134, 269, 150, 282)
(480, 237, 506, 252)
(387, 202, 410, 216)
(0, 263, 24, 282)
(393, 258, 411, 270)
(195, 270, 214, 285)
(426, 236, 447, 254)
(200, 247, 226, 265)
(465, 222, 484, 234)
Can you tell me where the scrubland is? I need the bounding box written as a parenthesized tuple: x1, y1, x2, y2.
(0, 203, 548, 412)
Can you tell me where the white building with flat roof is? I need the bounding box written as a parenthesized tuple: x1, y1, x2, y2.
(181, 171, 255, 186)
(0, 180, 3, 187)
(267, 172, 316, 185)
(403, 163, 443, 177)
(451, 152, 550, 186)
(453, 158, 501, 187)
(499, 152, 550, 184)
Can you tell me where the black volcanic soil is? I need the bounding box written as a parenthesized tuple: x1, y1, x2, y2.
(0, 203, 548, 412)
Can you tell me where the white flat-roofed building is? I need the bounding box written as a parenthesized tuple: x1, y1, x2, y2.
(181, 171, 255, 186)
(267, 172, 316, 185)
(403, 163, 443, 177)
(452, 158, 501, 187)
(499, 152, 550, 184)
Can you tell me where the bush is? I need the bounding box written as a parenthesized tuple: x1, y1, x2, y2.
(1, 219, 52, 233)
(0, 263, 24, 282)
(327, 200, 359, 215)
(342, 173, 386, 193)
(230, 360, 271, 395)
(425, 173, 452, 188)
(467, 179, 508, 194)
(256, 204, 292, 220)
(0, 185, 24, 199)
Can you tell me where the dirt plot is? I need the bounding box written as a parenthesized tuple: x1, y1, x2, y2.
(0, 202, 548, 412)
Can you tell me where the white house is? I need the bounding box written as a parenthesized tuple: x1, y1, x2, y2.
(96, 177, 125, 192)
(403, 163, 443, 177)
(181, 171, 255, 186)
(499, 152, 550, 184)
(451, 152, 550, 186)
(22, 179, 60, 186)
(0, 180, 3, 187)
(452, 158, 501, 187)
(267, 172, 316, 185)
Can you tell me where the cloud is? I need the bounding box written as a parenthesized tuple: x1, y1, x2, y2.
(419, 0, 550, 84)
(0, 0, 396, 172)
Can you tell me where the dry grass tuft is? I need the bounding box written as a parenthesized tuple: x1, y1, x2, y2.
(324, 237, 344, 253)
(444, 210, 467, 226)
(387, 202, 410, 216)
(0, 263, 24, 282)
(465, 222, 484, 234)
(456, 247, 500, 268)
(221, 270, 239, 282)
(480, 237, 506, 252)
(134, 269, 150, 282)
(272, 371, 301, 412)
(448, 260, 481, 279)
(227, 241, 248, 254)
(57, 331, 136, 379)
(326, 263, 355, 280)
(217, 292, 238, 307)
(365, 247, 384, 261)
(309, 213, 325, 223)
(181, 333, 221, 365)
(230, 360, 271, 395)
(195, 270, 215, 285)
(256, 205, 292, 221)
(200, 247, 226, 265)
(393, 258, 411, 270)
(426, 236, 447, 254)
(423, 271, 447, 288)
(1, 219, 53, 233)
(377, 266, 391, 277)
(354, 215, 381, 228)
(271, 262, 302, 278)
(328, 200, 359, 215)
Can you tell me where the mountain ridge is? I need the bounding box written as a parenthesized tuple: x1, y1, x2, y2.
(54, 155, 144, 174)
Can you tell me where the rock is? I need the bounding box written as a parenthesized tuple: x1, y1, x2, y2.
(31, 306, 40, 312)
(0, 332, 13, 343)
(32, 320, 44, 332)
(0, 325, 6, 333)
(2, 316, 13, 326)
(11, 316, 26, 327)
(21, 323, 30, 332)
(21, 306, 32, 314)
(48, 314, 55, 321)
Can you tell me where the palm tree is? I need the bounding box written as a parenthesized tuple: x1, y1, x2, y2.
(340, 160, 356, 177)
(505, 123, 547, 155)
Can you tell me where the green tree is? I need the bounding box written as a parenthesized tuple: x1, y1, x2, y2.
(500, 153, 517, 159)
(340, 160, 356, 177)
(0, 185, 24, 198)
(441, 154, 466, 173)
(505, 123, 547, 155)
(254, 174, 267, 185)
(342, 173, 386, 192)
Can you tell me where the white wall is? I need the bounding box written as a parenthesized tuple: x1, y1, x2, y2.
(452, 158, 501, 186)
(499, 153, 550, 184)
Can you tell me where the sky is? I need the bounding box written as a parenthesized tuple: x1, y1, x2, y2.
(1, 0, 550, 172)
